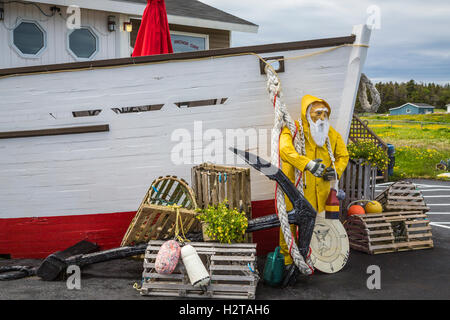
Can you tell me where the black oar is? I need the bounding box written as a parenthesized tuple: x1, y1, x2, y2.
(0, 240, 98, 281)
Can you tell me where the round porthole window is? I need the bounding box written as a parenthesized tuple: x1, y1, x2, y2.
(13, 21, 45, 56)
(68, 27, 98, 59)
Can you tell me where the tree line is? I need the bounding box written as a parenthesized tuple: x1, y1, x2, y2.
(355, 80, 450, 114)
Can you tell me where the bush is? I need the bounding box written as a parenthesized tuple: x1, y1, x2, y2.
(195, 200, 248, 244)
(348, 140, 389, 169)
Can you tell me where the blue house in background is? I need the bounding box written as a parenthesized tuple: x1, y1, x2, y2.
(389, 103, 435, 115)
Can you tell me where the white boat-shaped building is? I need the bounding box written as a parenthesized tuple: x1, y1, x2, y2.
(0, 24, 371, 258)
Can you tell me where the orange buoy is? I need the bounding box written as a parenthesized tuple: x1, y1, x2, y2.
(365, 201, 383, 214)
(347, 205, 365, 216)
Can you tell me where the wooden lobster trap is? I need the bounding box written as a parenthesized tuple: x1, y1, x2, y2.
(345, 181, 433, 254)
(139, 240, 259, 300)
(191, 163, 252, 215)
(192, 163, 252, 242)
(121, 176, 201, 247)
(374, 181, 430, 212)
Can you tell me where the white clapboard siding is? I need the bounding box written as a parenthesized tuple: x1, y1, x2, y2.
(0, 2, 119, 69)
(0, 26, 371, 218)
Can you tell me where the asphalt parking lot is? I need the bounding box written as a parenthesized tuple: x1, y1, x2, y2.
(1, 179, 449, 300)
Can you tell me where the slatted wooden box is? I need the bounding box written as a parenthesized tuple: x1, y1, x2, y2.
(122, 204, 201, 246)
(374, 181, 430, 212)
(345, 211, 433, 254)
(140, 240, 259, 300)
(344, 181, 433, 254)
(339, 159, 377, 220)
(192, 163, 252, 242)
(191, 163, 251, 217)
(121, 176, 200, 247)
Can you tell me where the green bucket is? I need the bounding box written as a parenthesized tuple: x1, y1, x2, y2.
(263, 246, 285, 286)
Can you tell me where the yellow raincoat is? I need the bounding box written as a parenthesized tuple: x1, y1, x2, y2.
(279, 94, 349, 264)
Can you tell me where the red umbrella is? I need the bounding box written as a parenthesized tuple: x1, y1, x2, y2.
(132, 0, 173, 57)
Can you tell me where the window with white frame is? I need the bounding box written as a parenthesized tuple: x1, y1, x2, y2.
(68, 27, 99, 60)
(12, 21, 46, 57)
(170, 31, 208, 53)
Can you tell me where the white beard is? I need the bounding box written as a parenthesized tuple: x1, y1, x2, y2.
(307, 112, 330, 147)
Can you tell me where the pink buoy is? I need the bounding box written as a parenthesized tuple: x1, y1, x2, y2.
(155, 240, 181, 274)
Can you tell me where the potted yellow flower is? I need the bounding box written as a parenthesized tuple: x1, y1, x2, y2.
(195, 200, 248, 244)
(348, 140, 389, 170)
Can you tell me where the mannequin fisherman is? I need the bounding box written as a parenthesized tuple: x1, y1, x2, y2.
(278, 94, 349, 268)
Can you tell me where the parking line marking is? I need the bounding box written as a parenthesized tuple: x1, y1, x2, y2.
(415, 185, 450, 188)
(427, 212, 450, 215)
(430, 223, 450, 230)
(423, 195, 450, 198)
(375, 188, 450, 192)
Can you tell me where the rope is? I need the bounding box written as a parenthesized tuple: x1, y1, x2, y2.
(0, 265, 36, 280)
(169, 204, 189, 244)
(358, 73, 381, 113)
(265, 65, 312, 275)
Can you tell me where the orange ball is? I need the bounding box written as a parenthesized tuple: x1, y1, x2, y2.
(348, 205, 365, 216)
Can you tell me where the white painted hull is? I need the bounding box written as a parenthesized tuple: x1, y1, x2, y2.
(0, 26, 371, 220)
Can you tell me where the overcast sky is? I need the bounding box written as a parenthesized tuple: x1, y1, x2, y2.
(202, 0, 450, 84)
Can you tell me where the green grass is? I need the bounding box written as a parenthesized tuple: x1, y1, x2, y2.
(390, 146, 449, 180)
(360, 113, 450, 180)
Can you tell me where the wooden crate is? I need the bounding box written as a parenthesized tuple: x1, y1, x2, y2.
(121, 204, 201, 246)
(191, 163, 251, 216)
(344, 211, 433, 254)
(375, 181, 430, 212)
(121, 176, 199, 247)
(139, 240, 259, 300)
(339, 159, 377, 220)
(145, 175, 197, 209)
(192, 163, 252, 242)
(345, 181, 433, 254)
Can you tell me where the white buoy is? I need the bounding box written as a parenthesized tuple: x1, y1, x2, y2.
(181, 244, 210, 287)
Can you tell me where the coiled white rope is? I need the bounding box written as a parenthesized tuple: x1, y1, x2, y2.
(265, 66, 313, 275)
(358, 73, 381, 113)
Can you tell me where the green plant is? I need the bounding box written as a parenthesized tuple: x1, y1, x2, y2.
(195, 200, 248, 244)
(348, 140, 389, 169)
